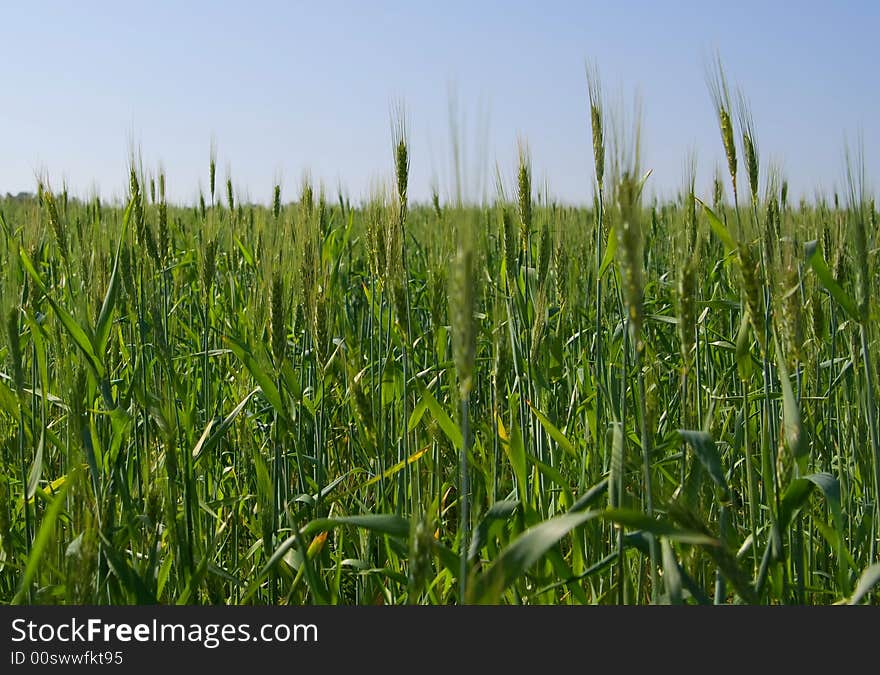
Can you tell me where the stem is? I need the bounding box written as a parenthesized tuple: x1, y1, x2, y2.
(616, 322, 629, 605)
(459, 393, 471, 603)
(595, 191, 605, 472)
(636, 349, 658, 603)
(714, 503, 729, 604)
(743, 383, 759, 575)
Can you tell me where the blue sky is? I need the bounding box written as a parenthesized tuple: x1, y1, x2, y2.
(0, 1, 876, 205)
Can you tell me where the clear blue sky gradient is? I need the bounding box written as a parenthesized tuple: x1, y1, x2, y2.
(1, 1, 877, 205)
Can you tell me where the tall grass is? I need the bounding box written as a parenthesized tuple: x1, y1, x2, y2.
(0, 62, 878, 606)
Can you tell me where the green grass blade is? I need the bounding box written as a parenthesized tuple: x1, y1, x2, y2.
(679, 429, 728, 494)
(661, 538, 683, 605)
(569, 478, 608, 513)
(498, 412, 527, 504)
(775, 336, 807, 465)
(598, 224, 617, 278)
(225, 335, 287, 422)
(260, 515, 410, 577)
(95, 199, 132, 353)
(420, 385, 462, 449)
(697, 198, 737, 251)
(19, 246, 105, 379)
(469, 499, 519, 561)
(527, 400, 577, 457)
(735, 310, 753, 381)
(603, 508, 719, 545)
(469, 510, 600, 603)
(11, 468, 76, 604)
(609, 422, 624, 508)
(25, 430, 44, 500)
(779, 472, 839, 530)
(805, 240, 859, 321)
(192, 387, 260, 463)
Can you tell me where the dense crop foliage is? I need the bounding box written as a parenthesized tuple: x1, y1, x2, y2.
(1, 67, 879, 605)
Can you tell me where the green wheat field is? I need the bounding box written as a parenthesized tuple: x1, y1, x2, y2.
(1, 63, 878, 605)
